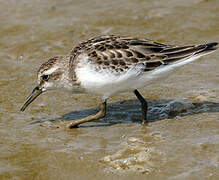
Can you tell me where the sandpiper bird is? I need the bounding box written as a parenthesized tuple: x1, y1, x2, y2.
(20, 35, 218, 128)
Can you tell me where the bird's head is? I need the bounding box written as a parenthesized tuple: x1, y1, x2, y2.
(20, 55, 72, 111)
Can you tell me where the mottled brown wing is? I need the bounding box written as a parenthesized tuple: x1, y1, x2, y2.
(70, 35, 218, 73)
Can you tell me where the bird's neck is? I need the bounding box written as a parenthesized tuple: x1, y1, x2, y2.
(61, 55, 85, 93)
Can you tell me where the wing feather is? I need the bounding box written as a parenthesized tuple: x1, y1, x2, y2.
(70, 35, 217, 74)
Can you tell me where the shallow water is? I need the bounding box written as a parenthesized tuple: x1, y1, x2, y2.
(0, 0, 219, 179)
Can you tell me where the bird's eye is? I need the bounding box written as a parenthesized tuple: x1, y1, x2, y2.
(42, 75, 49, 81)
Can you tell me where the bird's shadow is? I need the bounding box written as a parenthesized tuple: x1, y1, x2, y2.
(31, 99, 219, 128)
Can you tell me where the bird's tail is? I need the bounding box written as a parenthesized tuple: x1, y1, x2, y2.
(161, 42, 218, 65)
(193, 42, 218, 56)
(149, 42, 218, 78)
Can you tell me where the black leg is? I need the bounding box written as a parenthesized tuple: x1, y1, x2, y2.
(133, 89, 148, 125)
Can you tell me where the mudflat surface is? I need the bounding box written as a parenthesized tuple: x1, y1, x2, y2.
(0, 0, 218, 179)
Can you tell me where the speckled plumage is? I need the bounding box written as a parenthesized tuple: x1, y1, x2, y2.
(69, 35, 217, 75)
(21, 35, 218, 128)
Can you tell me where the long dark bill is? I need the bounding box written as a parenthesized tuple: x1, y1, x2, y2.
(20, 87, 43, 111)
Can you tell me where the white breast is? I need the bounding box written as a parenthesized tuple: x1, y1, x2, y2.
(75, 53, 206, 100)
(75, 54, 146, 99)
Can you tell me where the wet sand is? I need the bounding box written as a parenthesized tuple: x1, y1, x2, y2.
(0, 0, 218, 179)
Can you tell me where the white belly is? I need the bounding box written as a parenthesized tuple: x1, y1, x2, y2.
(75, 54, 204, 99)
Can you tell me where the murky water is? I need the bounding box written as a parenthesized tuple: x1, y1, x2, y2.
(0, 0, 218, 179)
